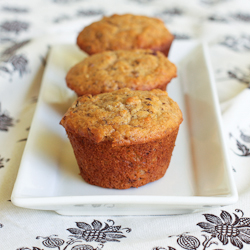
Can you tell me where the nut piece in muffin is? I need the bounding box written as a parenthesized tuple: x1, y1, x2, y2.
(66, 49, 177, 96)
(60, 88, 183, 189)
(77, 14, 174, 56)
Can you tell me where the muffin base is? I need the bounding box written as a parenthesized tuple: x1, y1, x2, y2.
(66, 127, 179, 189)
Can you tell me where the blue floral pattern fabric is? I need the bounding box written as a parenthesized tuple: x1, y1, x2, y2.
(0, 0, 250, 249)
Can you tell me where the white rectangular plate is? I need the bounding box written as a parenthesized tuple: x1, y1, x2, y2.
(11, 41, 238, 215)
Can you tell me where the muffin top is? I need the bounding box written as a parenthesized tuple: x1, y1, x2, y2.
(77, 14, 174, 55)
(60, 88, 183, 146)
(66, 49, 177, 96)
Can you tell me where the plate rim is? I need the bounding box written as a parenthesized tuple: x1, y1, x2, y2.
(11, 40, 238, 214)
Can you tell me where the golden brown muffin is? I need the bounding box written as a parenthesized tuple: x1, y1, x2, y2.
(66, 49, 177, 96)
(77, 14, 174, 56)
(60, 88, 183, 189)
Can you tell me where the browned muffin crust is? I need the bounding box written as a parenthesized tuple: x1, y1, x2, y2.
(66, 49, 177, 96)
(77, 14, 174, 56)
(60, 88, 183, 189)
(66, 129, 179, 189)
(60, 88, 183, 147)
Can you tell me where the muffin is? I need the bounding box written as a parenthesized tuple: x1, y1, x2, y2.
(66, 49, 177, 96)
(77, 14, 174, 56)
(60, 88, 183, 189)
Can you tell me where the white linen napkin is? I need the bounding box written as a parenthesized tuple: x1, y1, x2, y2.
(1, 0, 250, 249)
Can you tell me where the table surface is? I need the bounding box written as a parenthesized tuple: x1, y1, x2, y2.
(0, 0, 250, 249)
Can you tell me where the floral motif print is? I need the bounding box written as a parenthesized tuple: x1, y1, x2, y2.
(0, 104, 14, 131)
(234, 139, 250, 157)
(1, 40, 30, 57)
(0, 154, 9, 168)
(167, 233, 202, 250)
(17, 219, 131, 250)
(0, 155, 5, 168)
(17, 248, 36, 250)
(216, 66, 250, 89)
(229, 131, 250, 157)
(129, 0, 155, 4)
(208, 12, 250, 23)
(36, 235, 65, 248)
(200, 0, 228, 5)
(53, 15, 71, 23)
(176, 234, 200, 250)
(2, 6, 29, 13)
(240, 129, 250, 143)
(231, 12, 250, 22)
(20, 234, 103, 250)
(157, 8, 183, 16)
(155, 8, 183, 23)
(53, 9, 104, 23)
(67, 219, 131, 243)
(173, 33, 191, 40)
(7, 54, 28, 76)
(197, 209, 250, 249)
(153, 247, 176, 250)
(208, 14, 228, 22)
(0, 20, 29, 34)
(76, 9, 104, 17)
(152, 210, 250, 250)
(227, 67, 250, 86)
(220, 34, 250, 52)
(0, 54, 29, 78)
(0, 36, 30, 79)
(52, 0, 85, 3)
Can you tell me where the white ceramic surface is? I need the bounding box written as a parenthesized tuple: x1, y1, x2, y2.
(11, 41, 238, 215)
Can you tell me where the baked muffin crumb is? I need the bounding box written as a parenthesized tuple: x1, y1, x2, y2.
(60, 88, 183, 189)
(66, 49, 177, 96)
(77, 14, 174, 56)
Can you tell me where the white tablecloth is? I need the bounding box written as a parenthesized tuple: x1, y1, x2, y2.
(1, 0, 250, 249)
